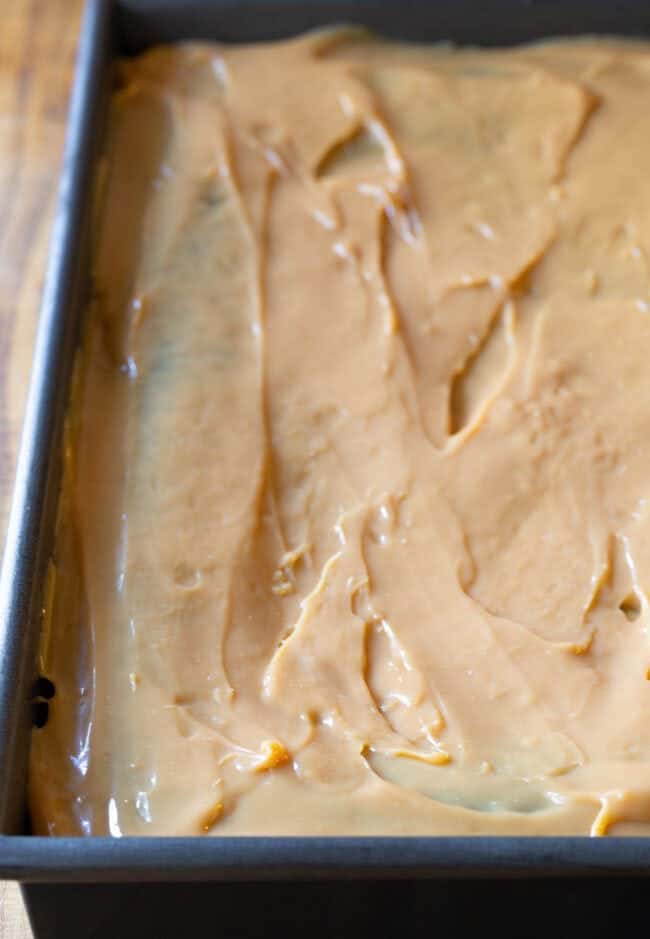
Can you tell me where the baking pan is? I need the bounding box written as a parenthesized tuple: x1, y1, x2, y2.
(3, 0, 650, 936)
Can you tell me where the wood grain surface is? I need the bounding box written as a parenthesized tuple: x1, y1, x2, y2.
(0, 0, 85, 934)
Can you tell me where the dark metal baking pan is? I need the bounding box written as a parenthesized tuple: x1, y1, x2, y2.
(3, 0, 650, 936)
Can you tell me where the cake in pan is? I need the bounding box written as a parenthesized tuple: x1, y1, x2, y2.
(30, 29, 650, 836)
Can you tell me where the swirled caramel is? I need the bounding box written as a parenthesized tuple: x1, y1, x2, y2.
(30, 30, 650, 836)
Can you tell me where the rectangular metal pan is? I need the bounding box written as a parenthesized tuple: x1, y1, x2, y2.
(2, 1, 650, 935)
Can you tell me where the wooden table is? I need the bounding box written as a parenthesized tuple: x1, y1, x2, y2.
(0, 0, 85, 933)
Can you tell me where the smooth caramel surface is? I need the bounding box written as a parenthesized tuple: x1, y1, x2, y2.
(30, 31, 650, 836)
